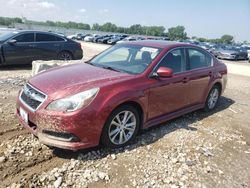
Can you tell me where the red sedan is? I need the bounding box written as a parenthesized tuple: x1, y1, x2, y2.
(16, 41, 227, 150)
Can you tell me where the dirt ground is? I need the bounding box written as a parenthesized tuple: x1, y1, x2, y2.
(0, 42, 250, 188)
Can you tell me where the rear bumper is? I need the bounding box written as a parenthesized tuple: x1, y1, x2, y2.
(74, 49, 83, 60)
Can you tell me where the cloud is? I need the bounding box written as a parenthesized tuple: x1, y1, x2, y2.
(99, 9, 109, 14)
(38, 1, 55, 9)
(6, 0, 57, 11)
(103, 9, 109, 13)
(0, 0, 59, 20)
(79, 8, 86, 13)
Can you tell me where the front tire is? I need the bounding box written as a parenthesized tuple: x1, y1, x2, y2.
(204, 85, 220, 112)
(101, 105, 140, 148)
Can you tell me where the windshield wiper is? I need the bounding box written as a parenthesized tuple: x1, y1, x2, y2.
(88, 63, 126, 73)
(101, 65, 121, 72)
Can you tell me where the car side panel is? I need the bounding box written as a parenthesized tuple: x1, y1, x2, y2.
(182, 67, 212, 105)
(34, 41, 61, 60)
(2, 42, 36, 64)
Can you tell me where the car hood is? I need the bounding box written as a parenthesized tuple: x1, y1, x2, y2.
(29, 63, 131, 99)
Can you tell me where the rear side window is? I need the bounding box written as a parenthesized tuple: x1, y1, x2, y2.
(13, 33, 34, 42)
(36, 33, 64, 42)
(157, 49, 186, 74)
(188, 48, 212, 70)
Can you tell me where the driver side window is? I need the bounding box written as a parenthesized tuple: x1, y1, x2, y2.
(157, 48, 186, 74)
(13, 33, 35, 43)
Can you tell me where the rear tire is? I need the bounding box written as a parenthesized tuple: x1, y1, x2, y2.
(57, 51, 73, 60)
(101, 105, 140, 148)
(204, 85, 220, 112)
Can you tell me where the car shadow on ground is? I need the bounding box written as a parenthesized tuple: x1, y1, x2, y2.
(53, 96, 235, 160)
(0, 64, 32, 71)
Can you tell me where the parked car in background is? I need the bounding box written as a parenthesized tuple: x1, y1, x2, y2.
(67, 33, 87, 40)
(107, 36, 125, 45)
(16, 40, 227, 150)
(0, 30, 83, 65)
(70, 33, 89, 40)
(97, 36, 114, 44)
(217, 46, 248, 60)
(92, 35, 102, 42)
(242, 45, 250, 62)
(84, 34, 98, 42)
(116, 36, 137, 44)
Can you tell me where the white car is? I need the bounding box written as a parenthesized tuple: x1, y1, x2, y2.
(67, 34, 77, 40)
(84, 34, 98, 42)
(116, 37, 137, 44)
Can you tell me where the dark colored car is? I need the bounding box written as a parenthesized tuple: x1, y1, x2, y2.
(0, 30, 83, 65)
(92, 35, 102, 42)
(97, 36, 113, 44)
(217, 46, 248, 60)
(74, 33, 88, 40)
(16, 41, 227, 150)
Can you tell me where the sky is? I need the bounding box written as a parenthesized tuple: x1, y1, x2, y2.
(0, 0, 249, 42)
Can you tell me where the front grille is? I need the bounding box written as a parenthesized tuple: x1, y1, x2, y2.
(20, 84, 47, 111)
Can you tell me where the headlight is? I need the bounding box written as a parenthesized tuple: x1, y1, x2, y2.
(46, 88, 99, 112)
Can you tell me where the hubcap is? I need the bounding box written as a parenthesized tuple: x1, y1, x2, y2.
(60, 52, 71, 60)
(108, 110, 136, 145)
(208, 88, 219, 109)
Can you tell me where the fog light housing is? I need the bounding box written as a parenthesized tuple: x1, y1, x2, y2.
(42, 130, 80, 142)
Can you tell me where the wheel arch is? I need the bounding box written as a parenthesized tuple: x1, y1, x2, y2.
(213, 82, 222, 95)
(114, 101, 144, 130)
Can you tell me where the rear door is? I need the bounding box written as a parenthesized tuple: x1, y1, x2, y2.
(2, 33, 35, 64)
(34, 33, 65, 60)
(184, 47, 213, 105)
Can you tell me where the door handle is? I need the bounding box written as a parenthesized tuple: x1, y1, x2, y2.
(182, 77, 189, 83)
(54, 44, 60, 47)
(28, 44, 36, 48)
(208, 71, 212, 77)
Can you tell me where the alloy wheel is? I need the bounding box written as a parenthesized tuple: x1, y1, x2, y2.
(208, 88, 219, 109)
(58, 51, 72, 60)
(108, 110, 136, 145)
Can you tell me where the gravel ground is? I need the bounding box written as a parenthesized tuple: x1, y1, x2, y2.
(0, 42, 250, 188)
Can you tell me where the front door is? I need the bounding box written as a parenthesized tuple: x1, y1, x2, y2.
(148, 48, 189, 120)
(2, 33, 36, 64)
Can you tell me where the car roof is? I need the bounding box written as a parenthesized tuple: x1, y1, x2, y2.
(121, 40, 196, 49)
(10, 30, 65, 37)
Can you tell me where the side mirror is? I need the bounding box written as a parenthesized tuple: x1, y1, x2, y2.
(156, 67, 173, 78)
(7, 39, 17, 45)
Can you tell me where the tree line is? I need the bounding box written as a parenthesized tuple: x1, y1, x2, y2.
(0, 16, 236, 44)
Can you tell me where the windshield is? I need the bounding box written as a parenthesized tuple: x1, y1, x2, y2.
(90, 44, 162, 74)
(0, 32, 18, 42)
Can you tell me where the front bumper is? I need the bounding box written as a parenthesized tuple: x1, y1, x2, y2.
(16, 93, 104, 150)
(218, 54, 237, 60)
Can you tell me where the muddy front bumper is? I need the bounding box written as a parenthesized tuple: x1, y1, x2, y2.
(16, 108, 96, 150)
